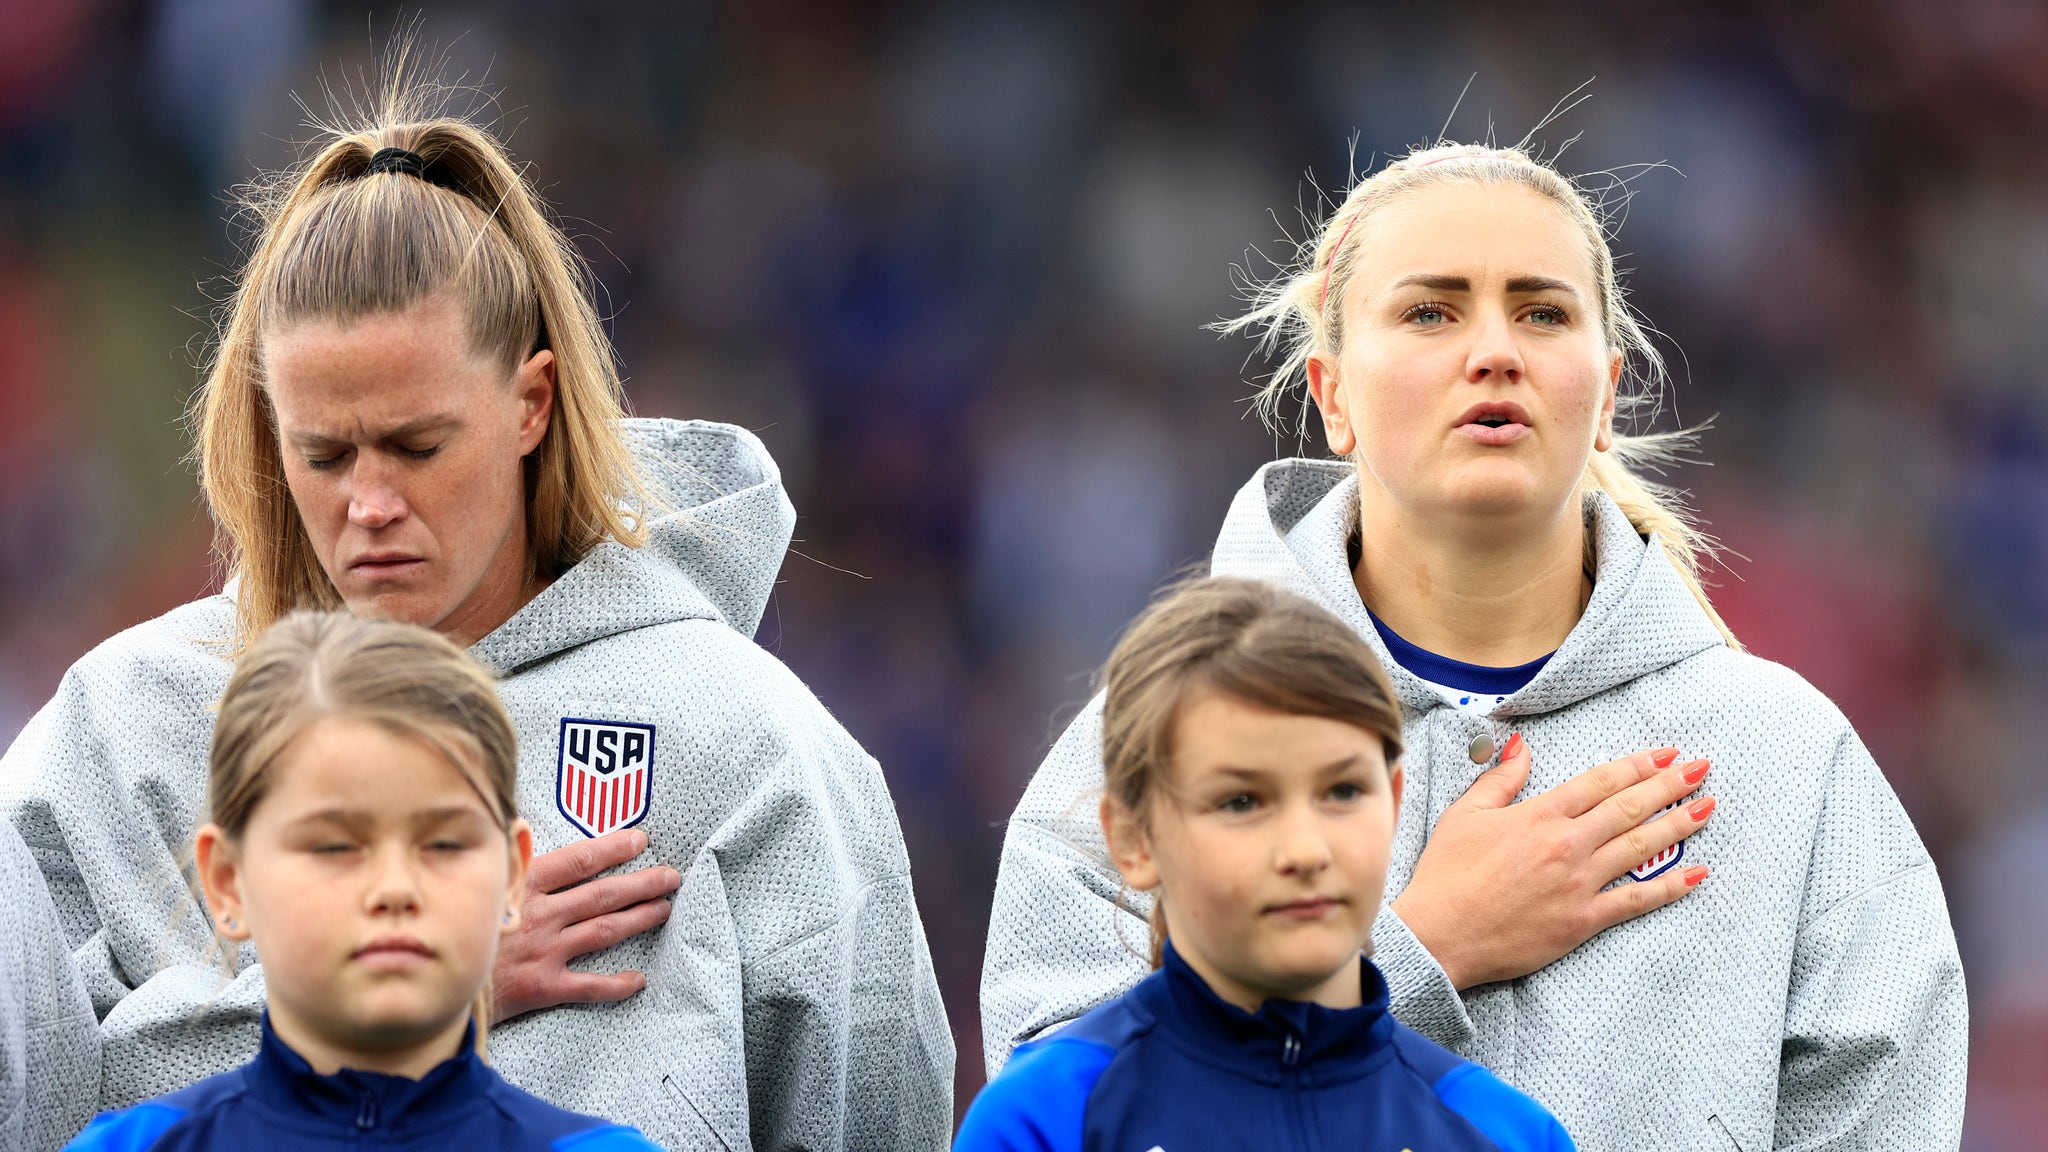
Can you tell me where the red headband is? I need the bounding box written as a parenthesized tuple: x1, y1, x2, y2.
(1316, 154, 1469, 321)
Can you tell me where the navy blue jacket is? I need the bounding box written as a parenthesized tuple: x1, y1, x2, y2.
(956, 944, 1574, 1152)
(64, 1017, 660, 1151)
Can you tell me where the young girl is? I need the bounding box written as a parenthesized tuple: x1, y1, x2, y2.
(65, 613, 659, 1150)
(984, 140, 1964, 1151)
(958, 578, 1572, 1151)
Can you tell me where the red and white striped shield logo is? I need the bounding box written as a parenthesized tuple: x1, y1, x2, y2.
(555, 718, 655, 838)
(1627, 801, 1686, 881)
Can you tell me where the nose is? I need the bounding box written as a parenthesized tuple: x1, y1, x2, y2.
(364, 845, 423, 919)
(1273, 803, 1334, 879)
(1464, 307, 1525, 386)
(347, 454, 411, 529)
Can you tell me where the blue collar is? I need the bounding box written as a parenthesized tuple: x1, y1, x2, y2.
(1132, 943, 1398, 1080)
(1366, 608, 1552, 697)
(245, 1013, 496, 1133)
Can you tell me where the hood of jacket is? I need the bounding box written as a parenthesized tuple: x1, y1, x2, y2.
(467, 418, 795, 677)
(1206, 458, 1729, 717)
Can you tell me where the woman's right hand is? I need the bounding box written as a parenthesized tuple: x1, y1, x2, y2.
(1389, 734, 1715, 990)
(491, 828, 682, 1023)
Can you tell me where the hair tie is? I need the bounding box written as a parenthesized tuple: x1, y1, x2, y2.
(1317, 210, 1366, 319)
(1316, 153, 1469, 322)
(366, 147, 428, 179)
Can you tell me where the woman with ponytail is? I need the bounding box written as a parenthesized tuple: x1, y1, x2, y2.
(1, 74, 950, 1151)
(981, 143, 1965, 1151)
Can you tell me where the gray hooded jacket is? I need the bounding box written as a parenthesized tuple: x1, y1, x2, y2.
(0, 820, 97, 1151)
(2, 419, 953, 1151)
(982, 460, 1966, 1152)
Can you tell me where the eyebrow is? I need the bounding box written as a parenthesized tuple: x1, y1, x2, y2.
(284, 414, 463, 447)
(1389, 273, 1581, 299)
(1206, 754, 1368, 780)
(283, 804, 487, 830)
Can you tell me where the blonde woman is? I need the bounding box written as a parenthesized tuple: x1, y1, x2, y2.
(0, 82, 951, 1150)
(982, 143, 1965, 1151)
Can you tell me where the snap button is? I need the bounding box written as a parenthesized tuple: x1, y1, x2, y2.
(1468, 734, 1496, 764)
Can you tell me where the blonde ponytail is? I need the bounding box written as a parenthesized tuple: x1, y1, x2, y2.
(1586, 440, 1738, 649)
(191, 53, 648, 648)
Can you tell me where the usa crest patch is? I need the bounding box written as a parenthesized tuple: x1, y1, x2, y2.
(1626, 801, 1685, 881)
(555, 718, 655, 838)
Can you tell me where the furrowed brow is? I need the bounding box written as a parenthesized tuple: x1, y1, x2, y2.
(285, 414, 461, 447)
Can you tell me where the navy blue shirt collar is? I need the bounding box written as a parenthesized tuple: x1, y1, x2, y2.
(246, 1012, 495, 1133)
(1135, 943, 1399, 1079)
(1367, 608, 1552, 697)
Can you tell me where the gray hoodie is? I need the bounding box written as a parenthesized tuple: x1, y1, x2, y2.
(982, 460, 1966, 1152)
(1, 419, 953, 1151)
(0, 820, 97, 1151)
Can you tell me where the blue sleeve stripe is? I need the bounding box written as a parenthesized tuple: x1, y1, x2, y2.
(550, 1123, 668, 1151)
(953, 1037, 1118, 1152)
(63, 1103, 188, 1152)
(1433, 1061, 1578, 1152)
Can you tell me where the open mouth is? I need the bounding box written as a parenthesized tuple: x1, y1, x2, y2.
(1455, 402, 1532, 443)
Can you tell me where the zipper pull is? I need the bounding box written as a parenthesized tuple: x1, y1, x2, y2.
(1282, 1034, 1301, 1067)
(355, 1092, 377, 1130)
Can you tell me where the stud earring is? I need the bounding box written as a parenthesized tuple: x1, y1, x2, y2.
(220, 917, 237, 932)
(502, 909, 515, 925)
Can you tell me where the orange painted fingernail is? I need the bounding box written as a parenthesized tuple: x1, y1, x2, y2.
(1683, 866, 1709, 886)
(1501, 732, 1525, 761)
(1682, 759, 1710, 785)
(1688, 796, 1716, 821)
(1651, 747, 1679, 768)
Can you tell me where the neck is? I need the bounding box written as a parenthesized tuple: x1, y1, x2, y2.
(268, 1003, 470, 1081)
(437, 535, 549, 647)
(1176, 944, 1364, 1014)
(1354, 482, 1588, 668)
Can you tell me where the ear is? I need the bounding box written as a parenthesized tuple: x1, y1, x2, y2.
(194, 824, 252, 943)
(1303, 353, 1358, 457)
(1099, 795, 1161, 894)
(500, 818, 535, 935)
(1388, 762, 1405, 829)
(1594, 348, 1621, 453)
(514, 349, 556, 457)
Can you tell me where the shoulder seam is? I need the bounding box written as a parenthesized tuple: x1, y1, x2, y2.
(1804, 860, 1937, 934)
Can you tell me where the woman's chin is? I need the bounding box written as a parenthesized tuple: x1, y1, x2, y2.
(1428, 466, 1577, 521)
(337, 586, 454, 630)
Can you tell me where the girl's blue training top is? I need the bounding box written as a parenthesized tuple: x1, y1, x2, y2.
(955, 942, 1573, 1152)
(63, 1016, 661, 1152)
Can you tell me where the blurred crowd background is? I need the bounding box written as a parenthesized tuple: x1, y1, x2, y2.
(2, 0, 2043, 1143)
